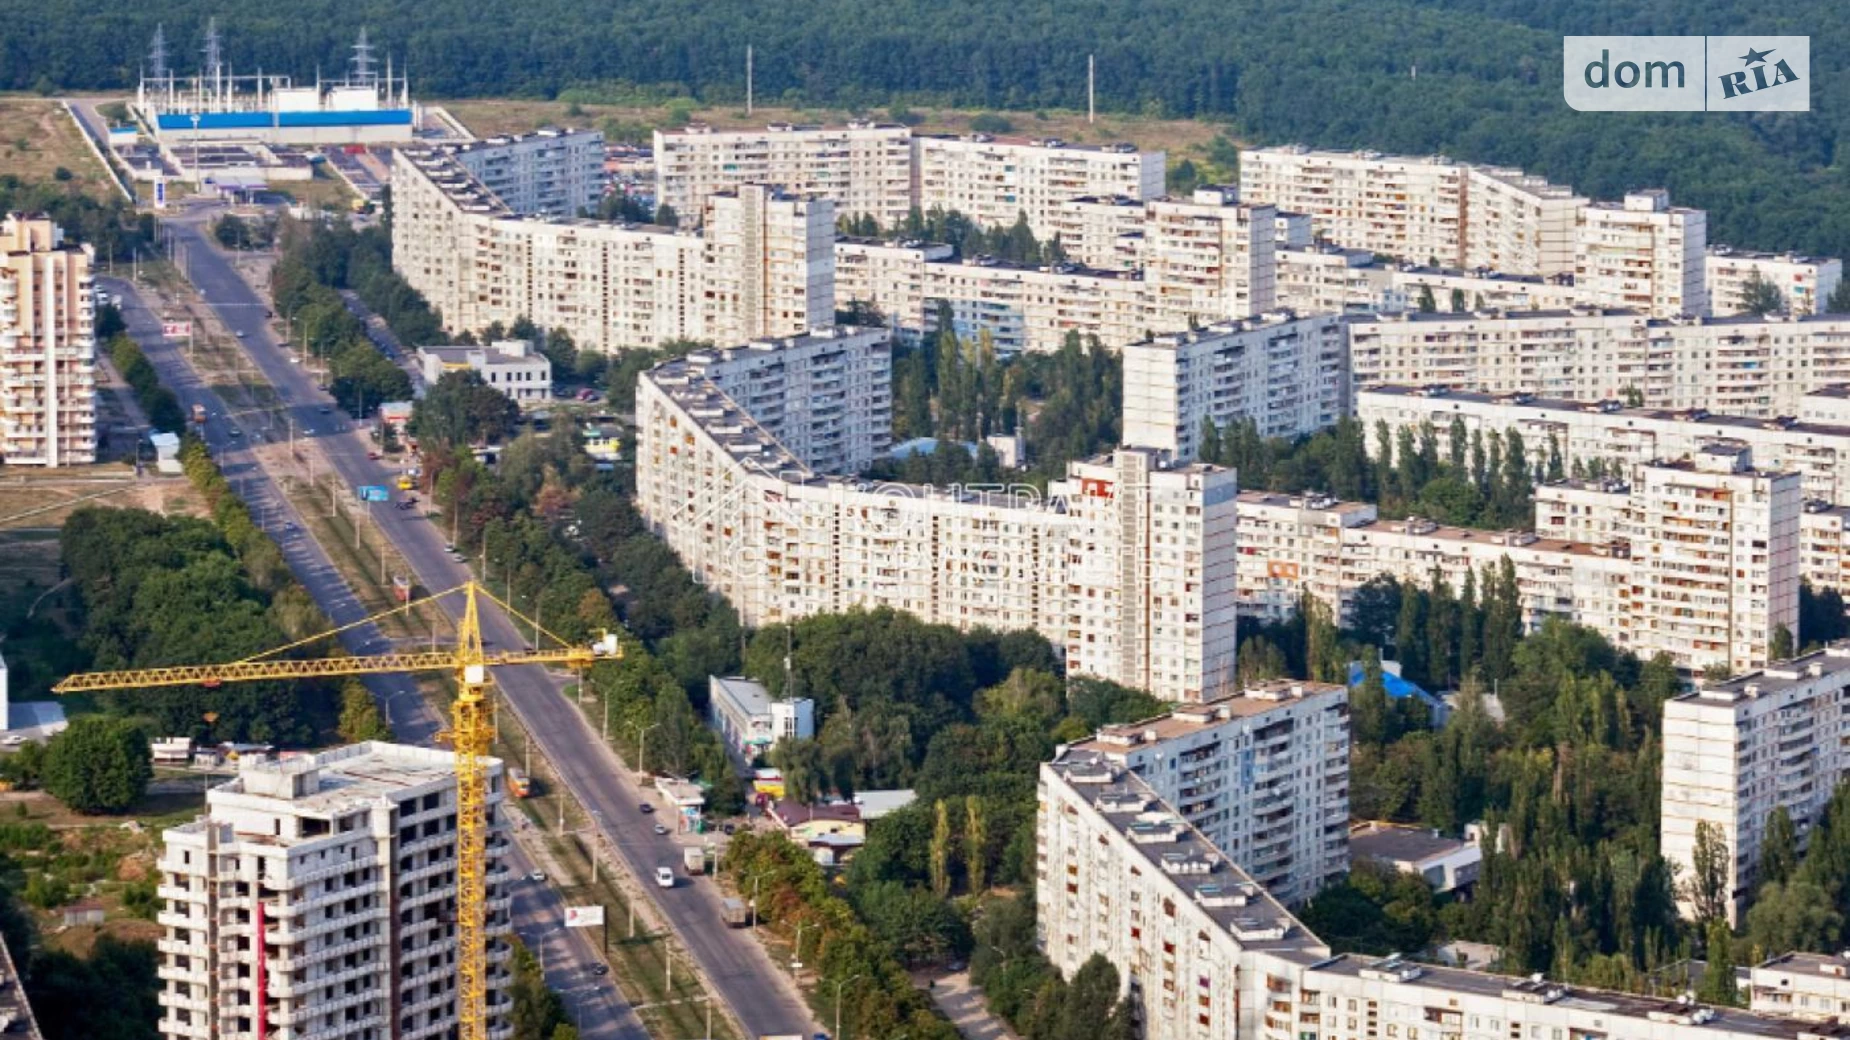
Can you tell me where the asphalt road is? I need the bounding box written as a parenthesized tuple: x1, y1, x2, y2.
(108, 270, 647, 1040)
(156, 209, 818, 1038)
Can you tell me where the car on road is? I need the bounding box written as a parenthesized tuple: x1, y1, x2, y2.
(227, 427, 241, 437)
(318, 406, 331, 414)
(235, 330, 246, 338)
(590, 964, 609, 977)
(638, 803, 655, 814)
(367, 450, 382, 460)
(449, 552, 466, 562)
(528, 870, 547, 883)
(652, 823, 669, 836)
(655, 866, 674, 888)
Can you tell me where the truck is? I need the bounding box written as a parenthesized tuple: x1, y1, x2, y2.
(720, 897, 748, 928)
(192, 403, 207, 425)
(507, 767, 531, 799)
(682, 845, 705, 874)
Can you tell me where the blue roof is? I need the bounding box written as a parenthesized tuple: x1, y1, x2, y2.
(1346, 662, 1442, 708)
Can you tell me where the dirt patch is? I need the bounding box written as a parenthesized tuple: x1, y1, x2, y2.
(0, 98, 116, 198)
(0, 474, 205, 531)
(443, 99, 1239, 173)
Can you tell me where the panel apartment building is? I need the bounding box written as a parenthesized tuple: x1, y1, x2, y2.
(1577, 191, 1707, 318)
(653, 122, 915, 228)
(1662, 645, 1850, 923)
(913, 134, 1166, 243)
(1358, 384, 1850, 505)
(1059, 679, 1351, 906)
(1039, 753, 1845, 1040)
(439, 128, 605, 217)
(156, 743, 514, 1040)
(1348, 309, 1850, 419)
(1229, 446, 1800, 675)
(1120, 313, 1351, 460)
(2, 214, 95, 466)
(633, 335, 1242, 702)
(1238, 146, 1470, 267)
(1707, 247, 1843, 318)
(392, 149, 833, 352)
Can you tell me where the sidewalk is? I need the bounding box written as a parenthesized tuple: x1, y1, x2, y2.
(925, 971, 1020, 1040)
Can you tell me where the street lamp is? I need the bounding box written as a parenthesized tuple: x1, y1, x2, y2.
(791, 919, 816, 969)
(745, 869, 775, 930)
(831, 973, 865, 1040)
(628, 720, 661, 775)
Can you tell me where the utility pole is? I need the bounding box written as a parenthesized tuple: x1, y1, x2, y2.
(1088, 54, 1096, 124)
(746, 45, 753, 114)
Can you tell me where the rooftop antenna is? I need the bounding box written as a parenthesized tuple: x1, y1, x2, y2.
(351, 27, 377, 86)
(1088, 54, 1096, 124)
(746, 45, 754, 115)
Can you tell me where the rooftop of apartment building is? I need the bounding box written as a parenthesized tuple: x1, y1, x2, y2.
(682, 325, 889, 368)
(401, 146, 682, 232)
(932, 253, 1143, 280)
(1281, 243, 1378, 266)
(1709, 245, 1838, 266)
(1365, 384, 1850, 441)
(1065, 193, 1145, 208)
(1136, 310, 1342, 349)
(1350, 515, 1629, 560)
(183, 742, 472, 829)
(1046, 751, 1330, 960)
(1353, 307, 1844, 327)
(1242, 144, 1460, 167)
(1674, 642, 1850, 706)
(433, 126, 601, 155)
(1585, 189, 1703, 216)
(1755, 951, 1850, 979)
(1237, 489, 1379, 520)
(1465, 165, 1586, 199)
(1072, 681, 1347, 753)
(660, 120, 909, 138)
(1349, 822, 1472, 867)
(916, 132, 1149, 155)
(1385, 262, 1576, 287)
(1308, 954, 1850, 1040)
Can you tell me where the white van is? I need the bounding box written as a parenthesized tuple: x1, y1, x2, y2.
(655, 866, 675, 889)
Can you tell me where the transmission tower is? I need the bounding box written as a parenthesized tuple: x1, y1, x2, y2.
(351, 27, 377, 86)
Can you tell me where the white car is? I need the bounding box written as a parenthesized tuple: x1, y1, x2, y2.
(655, 866, 674, 889)
(528, 870, 547, 883)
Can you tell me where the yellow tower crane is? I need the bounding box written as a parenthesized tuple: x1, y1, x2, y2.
(53, 581, 618, 1040)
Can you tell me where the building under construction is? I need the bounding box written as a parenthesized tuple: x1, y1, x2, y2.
(134, 22, 420, 146)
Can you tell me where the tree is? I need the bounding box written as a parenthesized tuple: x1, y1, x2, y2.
(1737, 270, 1787, 316)
(1830, 278, 1850, 315)
(410, 369, 521, 447)
(337, 681, 393, 743)
(1417, 284, 1437, 313)
(1746, 880, 1843, 956)
(43, 716, 152, 814)
(930, 798, 954, 898)
(1698, 917, 1739, 1006)
(1688, 820, 1732, 924)
(1770, 622, 1795, 662)
(1761, 807, 1797, 887)
(1352, 646, 1392, 746)
(965, 795, 990, 893)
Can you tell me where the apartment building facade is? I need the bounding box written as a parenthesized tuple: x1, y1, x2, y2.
(1062, 680, 1351, 905)
(1, 214, 96, 467)
(1048, 195, 1148, 271)
(919, 257, 1147, 355)
(391, 149, 832, 352)
(634, 350, 1241, 702)
(914, 134, 1165, 243)
(653, 122, 915, 228)
(1233, 492, 1381, 626)
(1706, 247, 1843, 318)
(675, 326, 892, 475)
(1576, 191, 1707, 318)
(444, 128, 605, 217)
(1239, 146, 1469, 266)
(1039, 755, 1832, 1040)
(1463, 166, 1586, 277)
(156, 743, 513, 1040)
(1120, 313, 1350, 460)
(1140, 188, 1277, 330)
(1750, 953, 1850, 1023)
(1662, 646, 1850, 922)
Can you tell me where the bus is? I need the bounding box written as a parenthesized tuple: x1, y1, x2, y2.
(508, 767, 531, 798)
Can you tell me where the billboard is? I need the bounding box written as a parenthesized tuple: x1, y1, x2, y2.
(564, 906, 605, 928)
(161, 320, 192, 339)
(357, 485, 390, 503)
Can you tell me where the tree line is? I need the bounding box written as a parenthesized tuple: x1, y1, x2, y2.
(269, 221, 415, 417)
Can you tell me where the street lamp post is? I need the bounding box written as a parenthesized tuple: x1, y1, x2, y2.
(628, 720, 660, 775)
(746, 870, 774, 930)
(831, 973, 865, 1040)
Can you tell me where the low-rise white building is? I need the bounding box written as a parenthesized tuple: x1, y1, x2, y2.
(416, 340, 552, 406)
(1751, 953, 1850, 1023)
(1663, 645, 1850, 922)
(156, 743, 512, 1040)
(1707, 247, 1843, 318)
(707, 675, 815, 758)
(1349, 821, 1482, 893)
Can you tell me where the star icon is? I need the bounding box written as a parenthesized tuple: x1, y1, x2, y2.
(1739, 46, 1775, 65)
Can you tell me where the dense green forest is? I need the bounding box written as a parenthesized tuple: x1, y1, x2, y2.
(5, 3, 1849, 254)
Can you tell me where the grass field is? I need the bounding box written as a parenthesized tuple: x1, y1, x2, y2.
(0, 96, 116, 197)
(444, 98, 1238, 177)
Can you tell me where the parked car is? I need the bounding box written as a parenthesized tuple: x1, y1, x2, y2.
(638, 803, 655, 814)
(655, 866, 674, 888)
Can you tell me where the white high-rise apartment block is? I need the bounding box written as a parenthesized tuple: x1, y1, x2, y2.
(652, 122, 915, 229)
(1706, 247, 1843, 318)
(442, 128, 606, 217)
(675, 327, 892, 474)
(1359, 384, 1850, 505)
(1233, 492, 1380, 626)
(1349, 310, 1850, 418)
(701, 185, 836, 344)
(834, 237, 955, 332)
(1141, 188, 1277, 330)
(1060, 680, 1351, 905)
(913, 135, 1165, 243)
(1121, 313, 1350, 459)
(1463, 166, 1586, 277)
(156, 743, 513, 1040)
(1039, 755, 1828, 1040)
(1276, 246, 1385, 316)
(392, 149, 833, 352)
(1750, 953, 1850, 1022)
(1662, 645, 1850, 923)
(635, 349, 1241, 702)
(1576, 190, 1707, 317)
(919, 257, 1147, 356)
(2, 214, 96, 467)
(1239, 146, 1469, 266)
(1048, 195, 1148, 271)
(1631, 445, 1800, 674)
